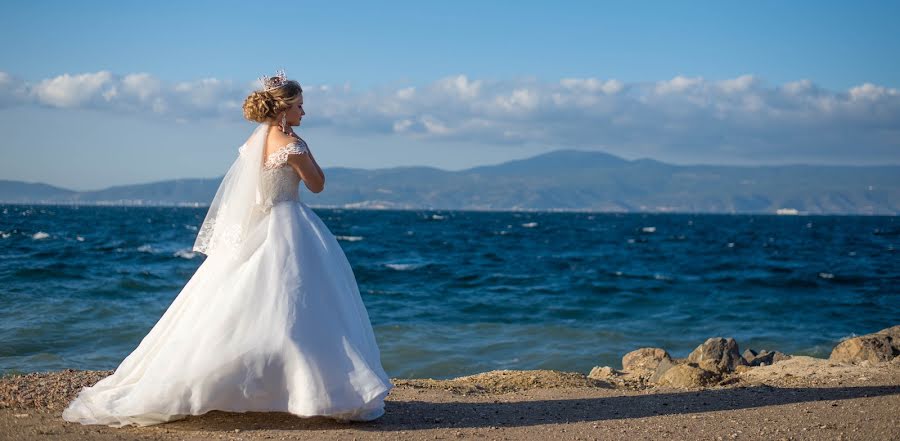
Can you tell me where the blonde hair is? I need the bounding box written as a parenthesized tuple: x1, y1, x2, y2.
(242, 80, 303, 123)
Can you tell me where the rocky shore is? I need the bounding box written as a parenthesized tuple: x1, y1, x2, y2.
(2, 325, 898, 440)
(585, 325, 900, 391)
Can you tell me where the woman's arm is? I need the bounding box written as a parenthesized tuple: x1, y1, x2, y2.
(285, 140, 325, 193)
(292, 148, 325, 193)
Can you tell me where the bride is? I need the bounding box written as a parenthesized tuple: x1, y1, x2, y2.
(61, 70, 394, 427)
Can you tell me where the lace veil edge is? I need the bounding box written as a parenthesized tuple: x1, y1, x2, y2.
(192, 122, 270, 258)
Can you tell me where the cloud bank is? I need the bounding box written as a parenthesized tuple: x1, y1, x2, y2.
(1, 70, 898, 163)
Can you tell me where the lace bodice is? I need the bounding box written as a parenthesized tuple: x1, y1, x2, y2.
(255, 139, 310, 211)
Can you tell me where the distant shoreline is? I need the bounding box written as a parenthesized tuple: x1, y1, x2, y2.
(4, 149, 898, 215)
(2, 201, 895, 217)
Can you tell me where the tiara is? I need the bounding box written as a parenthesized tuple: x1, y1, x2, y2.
(257, 69, 288, 92)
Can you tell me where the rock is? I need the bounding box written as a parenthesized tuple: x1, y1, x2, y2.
(829, 333, 896, 364)
(687, 337, 747, 374)
(742, 348, 758, 365)
(656, 363, 719, 388)
(588, 366, 620, 380)
(875, 324, 900, 339)
(733, 365, 752, 374)
(621, 348, 672, 378)
(771, 351, 792, 364)
(743, 349, 784, 366)
(875, 325, 900, 350)
(649, 357, 679, 383)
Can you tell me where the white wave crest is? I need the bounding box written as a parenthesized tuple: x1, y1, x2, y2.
(385, 263, 420, 271)
(174, 249, 197, 259)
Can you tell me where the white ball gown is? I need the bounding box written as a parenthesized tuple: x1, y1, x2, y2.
(61, 126, 393, 427)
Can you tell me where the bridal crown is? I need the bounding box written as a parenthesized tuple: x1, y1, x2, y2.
(258, 69, 288, 92)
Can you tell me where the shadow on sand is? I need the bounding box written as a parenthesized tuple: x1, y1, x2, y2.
(164, 384, 900, 432)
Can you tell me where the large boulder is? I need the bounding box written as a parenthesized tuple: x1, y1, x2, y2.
(621, 348, 672, 379)
(687, 337, 747, 373)
(875, 325, 900, 351)
(830, 332, 897, 364)
(655, 363, 719, 388)
(649, 357, 679, 383)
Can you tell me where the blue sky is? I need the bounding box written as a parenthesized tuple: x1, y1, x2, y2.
(2, 0, 899, 190)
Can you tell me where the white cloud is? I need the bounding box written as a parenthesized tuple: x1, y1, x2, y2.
(655, 75, 704, 94)
(560, 77, 623, 94)
(31, 71, 113, 108)
(849, 82, 899, 100)
(173, 77, 235, 110)
(435, 75, 482, 100)
(121, 73, 162, 101)
(1, 70, 898, 162)
(492, 88, 539, 114)
(16, 71, 247, 117)
(717, 74, 758, 93)
(392, 118, 413, 132)
(396, 86, 415, 99)
(420, 115, 452, 135)
(781, 79, 815, 95)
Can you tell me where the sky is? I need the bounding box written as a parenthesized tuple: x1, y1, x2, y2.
(1, 0, 899, 190)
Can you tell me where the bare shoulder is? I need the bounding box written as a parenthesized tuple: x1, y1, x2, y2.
(268, 131, 295, 147)
(265, 131, 297, 154)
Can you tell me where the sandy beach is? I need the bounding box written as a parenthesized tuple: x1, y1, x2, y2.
(3, 328, 899, 440)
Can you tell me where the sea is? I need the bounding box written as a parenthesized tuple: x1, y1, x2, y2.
(1, 204, 897, 380)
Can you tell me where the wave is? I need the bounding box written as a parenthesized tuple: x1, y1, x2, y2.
(173, 249, 197, 259)
(385, 263, 421, 271)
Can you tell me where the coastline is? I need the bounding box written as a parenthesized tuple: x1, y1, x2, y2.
(2, 326, 898, 440)
(3, 201, 898, 216)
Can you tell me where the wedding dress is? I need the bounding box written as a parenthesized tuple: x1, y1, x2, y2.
(61, 123, 393, 427)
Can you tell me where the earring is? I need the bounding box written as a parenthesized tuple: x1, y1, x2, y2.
(281, 113, 288, 133)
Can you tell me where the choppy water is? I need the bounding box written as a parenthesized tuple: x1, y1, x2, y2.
(1, 204, 898, 379)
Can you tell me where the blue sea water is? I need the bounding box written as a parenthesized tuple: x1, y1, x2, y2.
(0, 204, 897, 380)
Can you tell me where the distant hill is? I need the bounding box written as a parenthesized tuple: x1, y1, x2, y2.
(72, 178, 218, 205)
(2, 150, 898, 214)
(0, 180, 77, 203)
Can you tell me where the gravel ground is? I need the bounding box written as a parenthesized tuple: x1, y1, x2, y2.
(1, 357, 898, 440)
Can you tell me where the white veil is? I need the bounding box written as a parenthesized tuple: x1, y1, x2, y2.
(192, 122, 271, 258)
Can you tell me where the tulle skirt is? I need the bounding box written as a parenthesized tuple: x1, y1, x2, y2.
(62, 200, 393, 427)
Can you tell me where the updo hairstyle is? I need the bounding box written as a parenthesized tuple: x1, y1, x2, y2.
(242, 80, 303, 123)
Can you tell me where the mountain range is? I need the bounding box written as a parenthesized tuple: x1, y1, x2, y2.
(2, 149, 898, 214)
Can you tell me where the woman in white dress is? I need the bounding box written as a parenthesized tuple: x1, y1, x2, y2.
(61, 70, 394, 427)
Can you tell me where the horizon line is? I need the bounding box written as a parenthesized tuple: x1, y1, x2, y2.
(4, 147, 900, 193)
